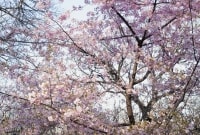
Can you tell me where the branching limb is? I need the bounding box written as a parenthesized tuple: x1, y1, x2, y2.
(134, 70, 151, 85)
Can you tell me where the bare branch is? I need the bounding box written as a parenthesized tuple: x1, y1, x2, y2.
(111, 6, 140, 44)
(100, 35, 134, 41)
(134, 70, 151, 84)
(70, 118, 108, 134)
(161, 17, 176, 29)
(172, 56, 200, 111)
(189, 0, 198, 61)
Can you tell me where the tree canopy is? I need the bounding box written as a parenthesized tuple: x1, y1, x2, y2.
(0, 0, 200, 134)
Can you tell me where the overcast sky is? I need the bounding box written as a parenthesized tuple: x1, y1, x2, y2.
(57, 0, 95, 20)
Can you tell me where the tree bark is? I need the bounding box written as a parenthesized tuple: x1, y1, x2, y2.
(125, 94, 135, 125)
(140, 106, 152, 122)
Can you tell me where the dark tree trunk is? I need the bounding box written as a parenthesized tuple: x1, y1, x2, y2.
(140, 105, 152, 122)
(125, 94, 135, 125)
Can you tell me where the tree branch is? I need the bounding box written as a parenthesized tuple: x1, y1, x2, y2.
(172, 56, 200, 111)
(100, 35, 134, 41)
(0, 91, 61, 114)
(134, 70, 151, 84)
(70, 118, 108, 134)
(161, 17, 176, 29)
(111, 6, 140, 43)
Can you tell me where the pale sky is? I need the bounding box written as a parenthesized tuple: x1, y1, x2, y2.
(57, 0, 95, 20)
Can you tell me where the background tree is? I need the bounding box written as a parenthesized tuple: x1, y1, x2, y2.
(0, 0, 63, 134)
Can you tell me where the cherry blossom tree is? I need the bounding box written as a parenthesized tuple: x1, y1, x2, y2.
(0, 0, 200, 134)
(37, 0, 199, 133)
(0, 0, 64, 134)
